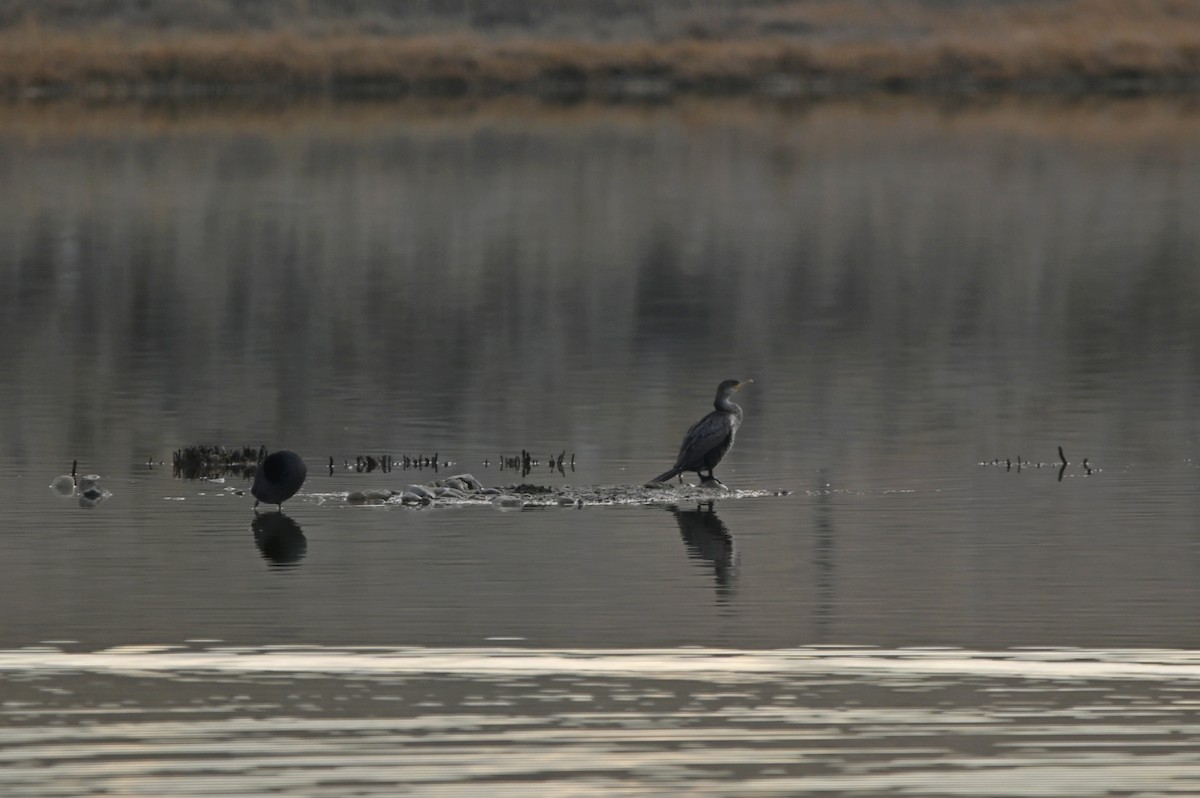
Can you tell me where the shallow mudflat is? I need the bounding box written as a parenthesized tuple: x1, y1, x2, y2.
(337, 474, 790, 508)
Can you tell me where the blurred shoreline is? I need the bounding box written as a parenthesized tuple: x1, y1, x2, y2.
(2, 0, 1199, 101)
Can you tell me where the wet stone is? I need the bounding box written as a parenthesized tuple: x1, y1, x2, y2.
(347, 489, 395, 503)
(446, 473, 482, 491)
(49, 475, 76, 496)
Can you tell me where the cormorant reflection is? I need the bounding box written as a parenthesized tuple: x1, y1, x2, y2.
(252, 512, 307, 566)
(672, 502, 736, 601)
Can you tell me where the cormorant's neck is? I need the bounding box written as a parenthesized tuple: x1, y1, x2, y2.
(714, 396, 740, 414)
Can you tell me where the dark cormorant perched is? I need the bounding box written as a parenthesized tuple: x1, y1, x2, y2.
(651, 379, 751, 486)
(252, 450, 308, 510)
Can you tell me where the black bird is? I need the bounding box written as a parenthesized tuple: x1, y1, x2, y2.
(252, 450, 308, 510)
(651, 379, 751, 486)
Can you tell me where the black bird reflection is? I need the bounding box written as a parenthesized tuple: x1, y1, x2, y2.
(672, 502, 737, 601)
(252, 512, 307, 566)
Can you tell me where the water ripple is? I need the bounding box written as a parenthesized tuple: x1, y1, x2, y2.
(2, 647, 1200, 796)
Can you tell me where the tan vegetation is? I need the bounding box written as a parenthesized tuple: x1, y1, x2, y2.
(1, 0, 1199, 99)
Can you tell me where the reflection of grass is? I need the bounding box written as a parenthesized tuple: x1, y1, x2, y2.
(5, 95, 1200, 151)
(1, 1, 1199, 98)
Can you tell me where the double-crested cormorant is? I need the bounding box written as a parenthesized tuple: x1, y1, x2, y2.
(651, 379, 751, 486)
(252, 450, 308, 510)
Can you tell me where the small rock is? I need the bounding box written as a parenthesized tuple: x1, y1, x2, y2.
(448, 474, 482, 491)
(347, 489, 394, 503)
(78, 484, 110, 508)
(76, 475, 102, 493)
(49, 475, 75, 496)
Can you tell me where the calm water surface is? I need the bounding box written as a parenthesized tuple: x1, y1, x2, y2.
(2, 97, 1200, 795)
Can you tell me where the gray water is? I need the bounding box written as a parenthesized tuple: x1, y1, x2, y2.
(2, 97, 1200, 795)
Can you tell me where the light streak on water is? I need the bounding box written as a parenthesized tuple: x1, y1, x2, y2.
(1, 646, 1199, 796)
(6, 644, 1200, 681)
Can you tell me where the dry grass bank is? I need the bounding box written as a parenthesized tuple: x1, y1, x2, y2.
(1, 0, 1200, 99)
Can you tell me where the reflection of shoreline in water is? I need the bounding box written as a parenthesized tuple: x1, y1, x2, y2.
(4, 99, 1200, 483)
(252, 513, 307, 566)
(672, 503, 736, 601)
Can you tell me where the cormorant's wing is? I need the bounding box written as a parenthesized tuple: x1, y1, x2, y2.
(674, 410, 733, 469)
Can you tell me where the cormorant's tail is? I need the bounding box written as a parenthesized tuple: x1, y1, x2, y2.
(650, 466, 683, 485)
